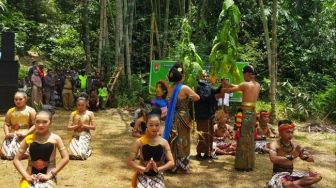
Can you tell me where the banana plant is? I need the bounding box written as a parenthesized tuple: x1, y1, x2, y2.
(177, 18, 204, 87)
(209, 0, 241, 84)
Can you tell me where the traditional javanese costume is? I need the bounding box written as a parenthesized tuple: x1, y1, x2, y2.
(234, 102, 256, 170)
(68, 110, 93, 160)
(163, 83, 192, 172)
(1, 107, 34, 160)
(132, 135, 166, 188)
(268, 123, 318, 188)
(19, 134, 59, 188)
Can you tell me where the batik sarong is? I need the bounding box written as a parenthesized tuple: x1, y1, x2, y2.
(136, 173, 165, 188)
(213, 138, 232, 150)
(268, 171, 310, 188)
(255, 140, 269, 153)
(170, 99, 192, 172)
(19, 179, 56, 188)
(234, 109, 256, 170)
(69, 131, 92, 160)
(1, 135, 21, 159)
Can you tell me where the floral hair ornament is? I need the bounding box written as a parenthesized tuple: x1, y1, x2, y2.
(278, 123, 296, 132)
(177, 68, 183, 72)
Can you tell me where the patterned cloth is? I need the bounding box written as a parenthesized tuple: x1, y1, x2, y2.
(1, 136, 21, 159)
(169, 99, 192, 172)
(136, 173, 165, 188)
(213, 137, 232, 151)
(1, 107, 33, 160)
(19, 178, 56, 188)
(268, 171, 310, 188)
(234, 109, 256, 170)
(255, 140, 269, 153)
(69, 131, 92, 160)
(68, 110, 93, 160)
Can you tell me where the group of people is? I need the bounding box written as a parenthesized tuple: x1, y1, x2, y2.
(0, 61, 322, 188)
(0, 91, 96, 187)
(128, 62, 322, 188)
(21, 61, 109, 112)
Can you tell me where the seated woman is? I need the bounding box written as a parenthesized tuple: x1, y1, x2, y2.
(1, 91, 36, 160)
(212, 109, 236, 155)
(255, 111, 277, 154)
(68, 97, 96, 160)
(132, 109, 147, 138)
(13, 111, 69, 188)
(127, 109, 174, 188)
(268, 120, 322, 188)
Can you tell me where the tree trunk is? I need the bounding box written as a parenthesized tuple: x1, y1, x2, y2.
(83, 0, 91, 72)
(124, 0, 131, 81)
(163, 0, 170, 58)
(128, 0, 135, 55)
(181, 0, 185, 17)
(115, 0, 124, 70)
(98, 0, 106, 71)
(259, 0, 272, 84)
(270, 0, 278, 124)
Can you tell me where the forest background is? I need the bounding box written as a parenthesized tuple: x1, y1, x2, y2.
(0, 0, 335, 124)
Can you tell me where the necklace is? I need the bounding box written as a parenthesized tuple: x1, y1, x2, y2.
(35, 132, 51, 143)
(279, 139, 293, 154)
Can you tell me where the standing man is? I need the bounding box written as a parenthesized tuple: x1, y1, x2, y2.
(43, 69, 56, 106)
(194, 71, 225, 160)
(223, 65, 260, 171)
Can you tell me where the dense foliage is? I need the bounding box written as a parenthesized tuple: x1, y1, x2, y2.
(0, 0, 334, 122)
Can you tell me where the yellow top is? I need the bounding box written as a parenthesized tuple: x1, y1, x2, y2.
(8, 107, 31, 130)
(72, 110, 91, 125)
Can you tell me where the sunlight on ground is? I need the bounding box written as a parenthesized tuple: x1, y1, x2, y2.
(0, 109, 335, 188)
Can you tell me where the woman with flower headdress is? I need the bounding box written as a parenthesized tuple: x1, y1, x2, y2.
(162, 62, 200, 173)
(268, 120, 322, 188)
(128, 108, 174, 188)
(13, 110, 69, 188)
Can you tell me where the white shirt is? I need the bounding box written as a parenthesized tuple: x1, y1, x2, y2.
(217, 93, 233, 107)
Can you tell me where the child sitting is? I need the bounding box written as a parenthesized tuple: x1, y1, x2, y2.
(212, 109, 236, 155)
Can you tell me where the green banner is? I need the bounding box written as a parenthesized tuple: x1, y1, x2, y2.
(149, 60, 249, 103)
(149, 60, 176, 94)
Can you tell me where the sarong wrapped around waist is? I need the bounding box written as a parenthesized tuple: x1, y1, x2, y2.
(268, 171, 311, 188)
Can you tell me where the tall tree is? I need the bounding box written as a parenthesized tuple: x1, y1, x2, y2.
(259, 0, 271, 81)
(258, 0, 277, 123)
(98, 0, 108, 71)
(181, 0, 185, 16)
(162, 0, 170, 58)
(270, 0, 278, 123)
(124, 0, 131, 81)
(115, 0, 124, 71)
(83, 0, 91, 72)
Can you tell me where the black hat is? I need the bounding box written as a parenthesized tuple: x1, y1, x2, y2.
(243, 65, 257, 75)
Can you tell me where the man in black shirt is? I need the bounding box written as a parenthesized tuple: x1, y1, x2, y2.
(194, 71, 224, 160)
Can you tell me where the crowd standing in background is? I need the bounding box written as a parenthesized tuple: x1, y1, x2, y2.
(0, 60, 322, 188)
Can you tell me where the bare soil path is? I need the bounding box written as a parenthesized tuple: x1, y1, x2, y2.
(0, 109, 335, 188)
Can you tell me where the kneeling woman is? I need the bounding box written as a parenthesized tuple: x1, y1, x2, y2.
(13, 111, 69, 188)
(68, 97, 96, 160)
(128, 109, 174, 188)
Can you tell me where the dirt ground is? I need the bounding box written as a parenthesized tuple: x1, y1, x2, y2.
(0, 109, 335, 188)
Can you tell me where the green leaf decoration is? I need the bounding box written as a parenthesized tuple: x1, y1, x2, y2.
(209, 1, 241, 83)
